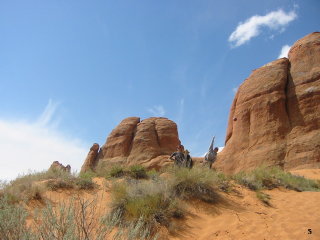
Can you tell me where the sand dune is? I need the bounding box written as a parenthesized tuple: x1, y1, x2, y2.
(169, 185, 320, 240)
(26, 170, 320, 240)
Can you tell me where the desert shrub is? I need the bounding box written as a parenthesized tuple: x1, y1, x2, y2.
(105, 165, 149, 180)
(233, 166, 320, 192)
(79, 170, 97, 180)
(33, 198, 110, 240)
(33, 201, 77, 239)
(122, 217, 159, 240)
(108, 165, 125, 178)
(75, 177, 96, 190)
(233, 171, 262, 191)
(274, 170, 320, 191)
(128, 165, 148, 179)
(108, 179, 183, 239)
(0, 197, 33, 240)
(169, 167, 229, 202)
(146, 169, 160, 180)
(1, 172, 48, 203)
(46, 178, 74, 191)
(0, 168, 84, 201)
(74, 170, 97, 190)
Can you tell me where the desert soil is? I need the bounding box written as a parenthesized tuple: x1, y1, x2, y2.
(28, 170, 320, 240)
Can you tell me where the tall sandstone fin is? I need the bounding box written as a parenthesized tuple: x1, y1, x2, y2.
(215, 32, 320, 173)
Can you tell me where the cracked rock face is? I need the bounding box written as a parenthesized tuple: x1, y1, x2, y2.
(215, 32, 320, 173)
(81, 117, 181, 171)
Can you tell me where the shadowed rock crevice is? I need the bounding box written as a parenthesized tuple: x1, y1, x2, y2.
(225, 92, 238, 145)
(284, 63, 292, 128)
(127, 122, 139, 157)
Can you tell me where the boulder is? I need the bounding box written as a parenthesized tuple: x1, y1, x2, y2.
(215, 32, 320, 173)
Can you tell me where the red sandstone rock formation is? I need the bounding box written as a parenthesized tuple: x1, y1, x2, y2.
(215, 32, 320, 173)
(81, 143, 100, 173)
(81, 117, 181, 171)
(49, 161, 71, 173)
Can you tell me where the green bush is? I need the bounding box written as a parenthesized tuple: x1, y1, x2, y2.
(108, 165, 125, 178)
(79, 170, 97, 180)
(75, 170, 97, 190)
(46, 178, 74, 191)
(0, 172, 48, 203)
(75, 177, 96, 190)
(169, 167, 228, 202)
(1, 168, 98, 194)
(128, 165, 148, 179)
(108, 179, 184, 238)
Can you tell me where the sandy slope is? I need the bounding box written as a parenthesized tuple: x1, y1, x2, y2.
(27, 171, 320, 240)
(290, 169, 320, 181)
(169, 185, 320, 240)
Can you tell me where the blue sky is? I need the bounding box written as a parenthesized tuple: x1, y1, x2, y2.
(0, 0, 319, 180)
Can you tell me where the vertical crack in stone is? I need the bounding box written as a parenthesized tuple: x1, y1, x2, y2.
(225, 92, 238, 145)
(284, 61, 292, 129)
(127, 120, 140, 156)
(154, 120, 161, 149)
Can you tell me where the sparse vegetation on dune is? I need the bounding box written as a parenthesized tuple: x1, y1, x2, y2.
(105, 166, 229, 238)
(1, 164, 320, 239)
(107, 178, 182, 239)
(233, 165, 320, 192)
(233, 165, 320, 204)
(0, 168, 97, 204)
(0, 196, 33, 240)
(0, 196, 111, 240)
(169, 166, 230, 202)
(102, 164, 149, 180)
(255, 191, 271, 206)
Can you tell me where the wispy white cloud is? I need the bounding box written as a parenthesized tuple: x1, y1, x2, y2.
(0, 100, 88, 180)
(278, 44, 291, 58)
(36, 99, 59, 127)
(147, 105, 166, 117)
(229, 9, 297, 47)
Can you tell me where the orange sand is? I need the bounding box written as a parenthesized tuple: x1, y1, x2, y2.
(290, 169, 320, 181)
(169, 185, 320, 240)
(26, 170, 320, 240)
